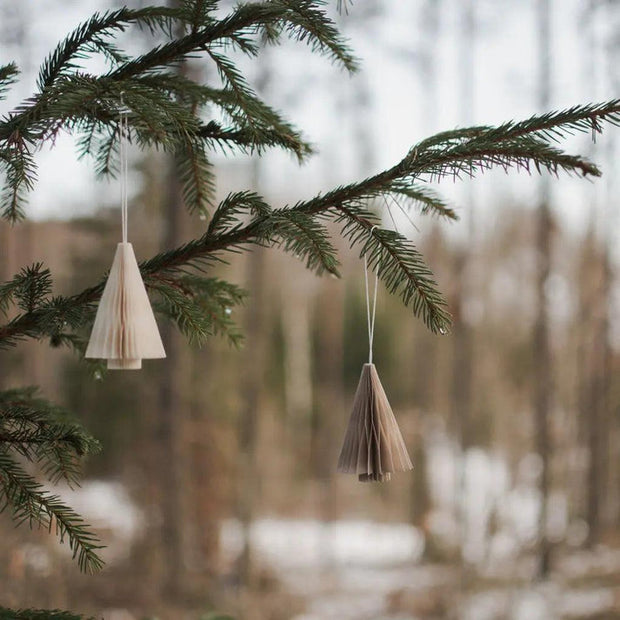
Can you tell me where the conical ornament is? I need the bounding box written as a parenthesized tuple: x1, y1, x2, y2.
(85, 242, 165, 369)
(338, 241, 412, 482)
(85, 102, 164, 369)
(337, 363, 413, 482)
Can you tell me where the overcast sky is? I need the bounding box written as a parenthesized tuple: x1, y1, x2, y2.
(1, 0, 618, 245)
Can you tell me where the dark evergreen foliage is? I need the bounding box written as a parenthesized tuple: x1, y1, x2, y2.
(0, 0, 618, 601)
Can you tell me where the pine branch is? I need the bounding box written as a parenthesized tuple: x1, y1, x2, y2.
(409, 101, 620, 184)
(176, 140, 216, 215)
(0, 63, 19, 100)
(271, 0, 358, 71)
(199, 121, 312, 159)
(37, 7, 178, 90)
(150, 275, 246, 346)
(1, 101, 620, 340)
(0, 263, 52, 315)
(107, 1, 356, 80)
(335, 205, 450, 332)
(388, 182, 457, 220)
(0, 449, 104, 573)
(0, 387, 102, 573)
(0, 0, 352, 219)
(0, 388, 100, 486)
(0, 608, 93, 620)
(256, 208, 341, 276)
(0, 138, 37, 221)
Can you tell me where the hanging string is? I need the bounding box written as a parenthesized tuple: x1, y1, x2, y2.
(364, 226, 379, 364)
(119, 93, 129, 244)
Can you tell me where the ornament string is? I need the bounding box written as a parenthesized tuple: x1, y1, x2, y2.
(364, 226, 379, 364)
(119, 94, 129, 244)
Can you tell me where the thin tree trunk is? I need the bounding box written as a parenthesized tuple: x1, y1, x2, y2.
(534, 0, 552, 578)
(157, 2, 190, 596)
(451, 1, 475, 576)
(409, 0, 440, 535)
(599, 3, 616, 533)
(587, 291, 605, 545)
(578, 0, 601, 546)
(158, 146, 189, 599)
(236, 54, 272, 593)
(237, 244, 265, 590)
(282, 282, 313, 461)
(313, 275, 343, 523)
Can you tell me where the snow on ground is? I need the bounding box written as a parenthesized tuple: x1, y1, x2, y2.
(217, 514, 620, 619)
(23, 440, 620, 618)
(220, 518, 425, 570)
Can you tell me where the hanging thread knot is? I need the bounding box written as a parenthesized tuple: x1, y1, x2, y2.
(364, 225, 379, 365)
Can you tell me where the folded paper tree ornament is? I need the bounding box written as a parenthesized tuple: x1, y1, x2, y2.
(85, 242, 165, 369)
(85, 99, 165, 370)
(337, 363, 413, 482)
(338, 240, 412, 482)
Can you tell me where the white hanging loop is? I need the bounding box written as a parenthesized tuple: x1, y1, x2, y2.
(338, 222, 413, 482)
(85, 91, 166, 369)
(364, 225, 379, 364)
(119, 92, 129, 244)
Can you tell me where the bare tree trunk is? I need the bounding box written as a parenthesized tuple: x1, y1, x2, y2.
(409, 0, 440, 535)
(282, 279, 313, 462)
(237, 243, 265, 591)
(453, 0, 476, 441)
(534, 0, 553, 579)
(236, 54, 272, 594)
(158, 147, 189, 599)
(577, 0, 600, 545)
(576, 228, 600, 538)
(313, 275, 343, 523)
(451, 1, 476, 578)
(599, 0, 617, 534)
(587, 283, 606, 546)
(157, 2, 190, 596)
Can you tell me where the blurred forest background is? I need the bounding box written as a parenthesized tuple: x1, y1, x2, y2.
(1, 0, 620, 619)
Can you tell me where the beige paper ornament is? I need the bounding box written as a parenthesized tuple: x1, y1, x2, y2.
(85, 99, 165, 370)
(337, 363, 412, 482)
(85, 242, 165, 369)
(337, 245, 412, 482)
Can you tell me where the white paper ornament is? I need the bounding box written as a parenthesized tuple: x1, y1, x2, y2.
(85, 98, 165, 370)
(85, 242, 165, 369)
(337, 242, 412, 482)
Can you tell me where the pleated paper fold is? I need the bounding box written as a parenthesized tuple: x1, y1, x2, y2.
(85, 242, 165, 369)
(337, 363, 412, 482)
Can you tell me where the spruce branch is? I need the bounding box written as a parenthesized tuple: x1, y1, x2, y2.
(387, 182, 457, 220)
(0, 449, 104, 573)
(0, 388, 100, 486)
(0, 63, 19, 100)
(199, 120, 312, 159)
(0, 263, 52, 315)
(335, 204, 450, 332)
(108, 0, 356, 81)
(36, 7, 180, 91)
(1, 100, 620, 340)
(0, 136, 37, 221)
(0, 387, 102, 575)
(0, 609, 93, 620)
(150, 275, 246, 346)
(1, 2, 339, 218)
(256, 208, 341, 276)
(176, 139, 216, 215)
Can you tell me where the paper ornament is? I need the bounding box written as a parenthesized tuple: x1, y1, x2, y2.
(85, 242, 165, 369)
(85, 98, 165, 370)
(337, 362, 413, 482)
(337, 240, 412, 482)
